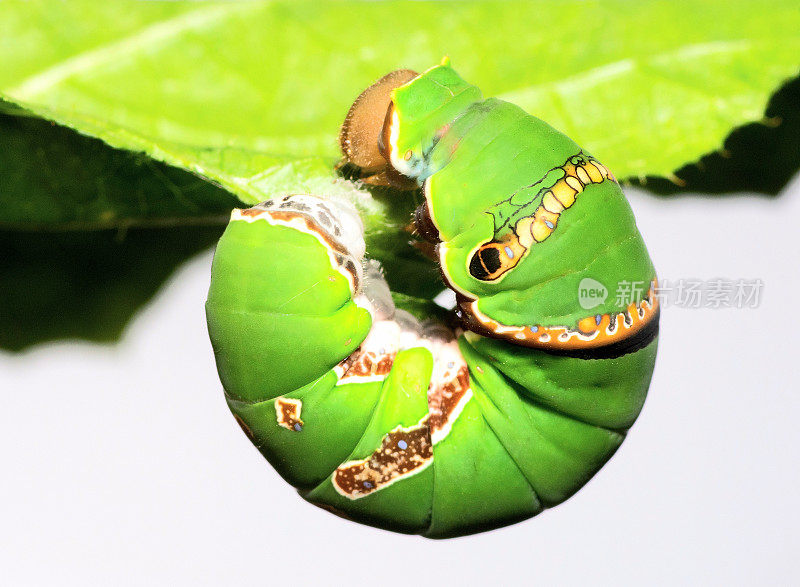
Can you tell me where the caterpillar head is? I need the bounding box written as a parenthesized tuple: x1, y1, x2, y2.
(338, 69, 418, 188)
(338, 61, 482, 186)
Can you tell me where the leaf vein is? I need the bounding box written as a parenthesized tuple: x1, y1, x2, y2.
(7, 2, 261, 100)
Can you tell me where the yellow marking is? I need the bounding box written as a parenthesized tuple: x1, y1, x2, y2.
(593, 161, 613, 181)
(530, 207, 559, 242)
(516, 156, 608, 249)
(565, 175, 584, 192)
(542, 191, 565, 214)
(551, 180, 577, 207)
(515, 217, 535, 248)
(575, 166, 590, 184)
(469, 153, 615, 284)
(584, 161, 605, 182)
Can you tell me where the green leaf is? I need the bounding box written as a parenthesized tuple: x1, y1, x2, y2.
(1, 0, 798, 349)
(0, 107, 238, 350)
(2, 0, 798, 188)
(0, 225, 224, 351)
(0, 106, 236, 230)
(643, 75, 800, 195)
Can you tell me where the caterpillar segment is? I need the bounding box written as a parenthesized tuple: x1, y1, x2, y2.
(462, 280, 660, 356)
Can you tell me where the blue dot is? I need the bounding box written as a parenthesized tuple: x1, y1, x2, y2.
(595, 314, 602, 325)
(363, 481, 373, 489)
(397, 440, 408, 450)
(530, 326, 539, 333)
(544, 220, 554, 229)
(293, 423, 302, 432)
(504, 246, 514, 259)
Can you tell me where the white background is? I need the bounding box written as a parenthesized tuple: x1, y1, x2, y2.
(2, 176, 799, 586)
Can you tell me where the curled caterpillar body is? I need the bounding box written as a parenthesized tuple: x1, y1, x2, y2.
(207, 62, 658, 538)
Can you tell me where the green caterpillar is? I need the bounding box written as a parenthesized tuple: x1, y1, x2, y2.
(206, 61, 659, 538)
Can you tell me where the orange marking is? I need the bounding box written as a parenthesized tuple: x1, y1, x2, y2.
(467, 280, 659, 351)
